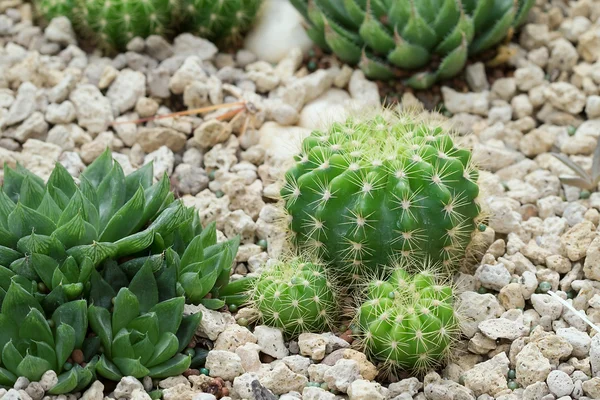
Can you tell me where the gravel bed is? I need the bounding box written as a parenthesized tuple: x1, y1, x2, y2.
(2, 0, 600, 399)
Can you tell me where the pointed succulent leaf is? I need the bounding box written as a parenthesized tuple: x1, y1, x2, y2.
(132, 334, 154, 365)
(592, 138, 600, 182)
(52, 300, 88, 349)
(88, 304, 113, 359)
(111, 329, 135, 360)
(72, 360, 97, 392)
(470, 2, 515, 54)
(113, 357, 150, 378)
(146, 332, 179, 368)
(29, 253, 60, 290)
(0, 367, 16, 386)
(200, 298, 225, 310)
(88, 269, 117, 309)
(47, 184, 71, 210)
(0, 314, 18, 355)
(2, 282, 43, 326)
(17, 234, 61, 258)
(41, 286, 69, 316)
(0, 247, 23, 270)
(148, 297, 184, 337)
(97, 162, 126, 232)
(112, 288, 140, 336)
(19, 176, 46, 210)
(47, 162, 78, 199)
(147, 202, 190, 238)
(557, 176, 594, 190)
(80, 149, 113, 190)
(37, 192, 63, 223)
(55, 323, 76, 372)
(17, 355, 53, 382)
(135, 175, 171, 231)
(128, 259, 159, 313)
(8, 203, 56, 238)
(113, 229, 155, 258)
(31, 341, 58, 371)
(2, 340, 23, 375)
(125, 163, 153, 200)
(20, 308, 54, 347)
(95, 355, 122, 380)
(100, 185, 145, 242)
(67, 242, 118, 266)
(47, 368, 78, 395)
(53, 213, 98, 249)
(127, 313, 160, 344)
(175, 312, 202, 353)
(147, 353, 191, 379)
(437, 35, 469, 79)
(180, 235, 206, 272)
(0, 190, 15, 230)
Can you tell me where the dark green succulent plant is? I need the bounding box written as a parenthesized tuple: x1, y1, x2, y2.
(290, 0, 535, 88)
(0, 149, 240, 385)
(89, 259, 201, 380)
(0, 282, 96, 394)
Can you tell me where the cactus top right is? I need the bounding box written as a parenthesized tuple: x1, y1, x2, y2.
(281, 112, 482, 283)
(290, 0, 535, 89)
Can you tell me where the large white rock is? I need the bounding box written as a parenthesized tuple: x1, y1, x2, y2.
(244, 0, 312, 64)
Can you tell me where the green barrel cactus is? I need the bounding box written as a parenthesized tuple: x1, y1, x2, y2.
(356, 267, 461, 373)
(222, 258, 338, 336)
(180, 0, 263, 47)
(0, 282, 96, 394)
(89, 259, 201, 380)
(34, 0, 262, 53)
(281, 113, 481, 283)
(290, 0, 534, 88)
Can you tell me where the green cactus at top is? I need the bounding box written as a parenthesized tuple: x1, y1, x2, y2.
(290, 0, 534, 89)
(356, 266, 461, 374)
(33, 0, 262, 53)
(180, 0, 263, 47)
(281, 112, 481, 283)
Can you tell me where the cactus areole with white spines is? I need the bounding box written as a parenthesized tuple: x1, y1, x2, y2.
(281, 113, 482, 283)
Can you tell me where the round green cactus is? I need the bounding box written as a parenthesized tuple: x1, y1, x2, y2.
(281, 112, 481, 283)
(356, 267, 461, 373)
(249, 258, 338, 337)
(180, 0, 263, 47)
(33, 0, 262, 53)
(290, 0, 534, 89)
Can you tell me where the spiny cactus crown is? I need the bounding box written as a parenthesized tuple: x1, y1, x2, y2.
(250, 258, 338, 337)
(355, 266, 461, 374)
(281, 112, 481, 284)
(34, 0, 262, 53)
(290, 0, 534, 88)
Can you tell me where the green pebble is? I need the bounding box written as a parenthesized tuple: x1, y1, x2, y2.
(200, 368, 210, 376)
(477, 287, 488, 294)
(215, 190, 224, 198)
(508, 369, 516, 379)
(538, 281, 552, 293)
(307, 61, 317, 71)
(567, 290, 577, 299)
(508, 380, 518, 390)
(458, 375, 465, 385)
(478, 223, 487, 232)
(339, 324, 347, 332)
(63, 362, 73, 371)
(149, 390, 163, 400)
(184, 348, 196, 357)
(229, 304, 238, 312)
(320, 383, 329, 390)
(580, 189, 591, 199)
(257, 239, 268, 250)
(208, 170, 216, 180)
(237, 317, 249, 327)
(567, 125, 577, 136)
(510, 277, 519, 284)
(388, 291, 396, 299)
(308, 49, 315, 57)
(37, 282, 47, 293)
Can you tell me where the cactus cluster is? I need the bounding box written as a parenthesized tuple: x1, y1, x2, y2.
(0, 150, 239, 391)
(281, 112, 481, 284)
(290, 0, 534, 88)
(33, 0, 262, 53)
(355, 266, 461, 374)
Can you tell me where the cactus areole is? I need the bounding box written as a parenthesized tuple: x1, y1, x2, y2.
(281, 113, 481, 282)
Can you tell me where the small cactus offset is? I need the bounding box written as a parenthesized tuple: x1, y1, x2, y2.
(281, 112, 482, 283)
(355, 266, 461, 374)
(233, 258, 339, 337)
(33, 0, 262, 53)
(290, 0, 534, 88)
